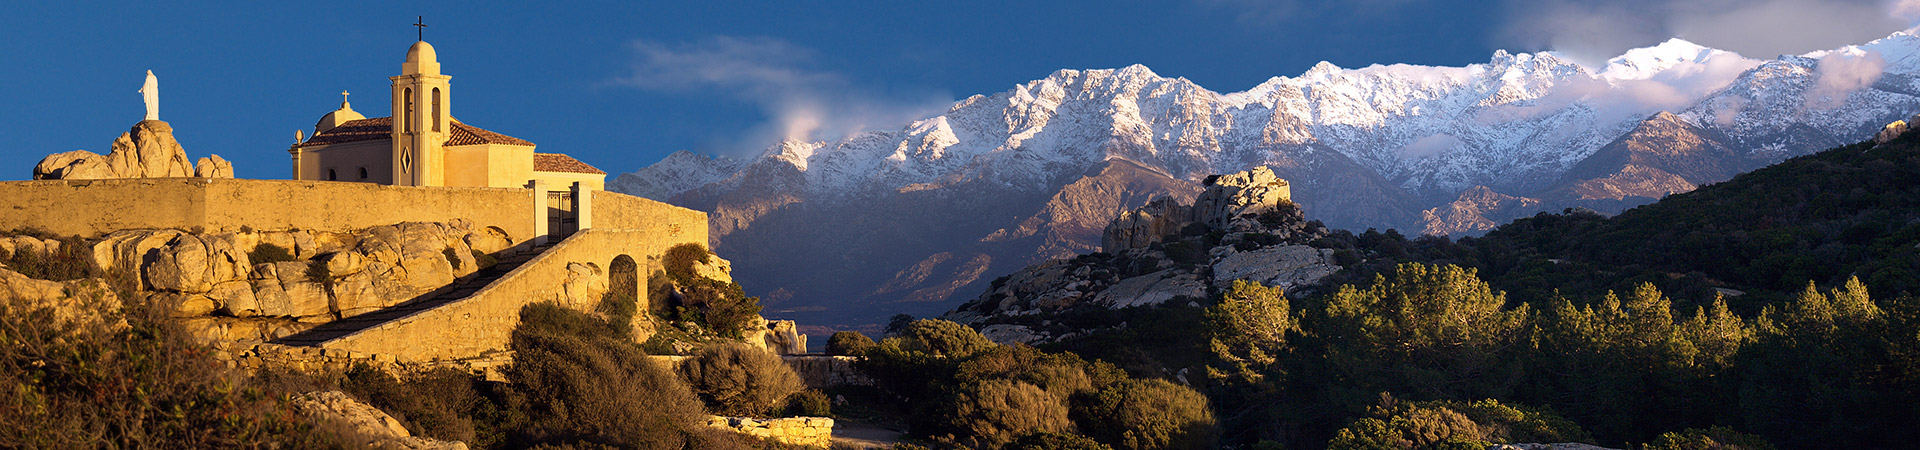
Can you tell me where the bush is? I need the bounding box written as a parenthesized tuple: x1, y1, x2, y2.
(0, 279, 346, 447)
(339, 365, 483, 444)
(827, 331, 877, 356)
(675, 278, 763, 338)
(1076, 379, 1217, 450)
(1006, 432, 1115, 450)
(900, 319, 998, 358)
(942, 379, 1074, 449)
(1646, 427, 1778, 450)
(679, 343, 806, 416)
(250, 242, 299, 264)
(663, 243, 711, 283)
(784, 389, 832, 417)
(1327, 396, 1586, 450)
(4, 235, 97, 281)
(956, 345, 1102, 400)
(507, 302, 743, 449)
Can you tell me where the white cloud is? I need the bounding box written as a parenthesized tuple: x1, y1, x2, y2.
(612, 36, 951, 152)
(1400, 133, 1462, 159)
(1501, 0, 1914, 63)
(1806, 51, 1889, 109)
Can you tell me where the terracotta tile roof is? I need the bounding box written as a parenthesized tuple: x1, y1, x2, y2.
(301, 117, 392, 146)
(300, 117, 535, 147)
(447, 120, 535, 146)
(534, 153, 606, 174)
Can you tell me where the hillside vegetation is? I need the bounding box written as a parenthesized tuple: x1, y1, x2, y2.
(912, 132, 1920, 450)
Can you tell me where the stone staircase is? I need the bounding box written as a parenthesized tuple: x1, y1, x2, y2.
(272, 242, 554, 347)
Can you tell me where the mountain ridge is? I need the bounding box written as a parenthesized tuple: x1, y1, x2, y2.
(616, 32, 1920, 327)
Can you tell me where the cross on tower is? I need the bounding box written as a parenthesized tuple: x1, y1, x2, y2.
(414, 16, 427, 41)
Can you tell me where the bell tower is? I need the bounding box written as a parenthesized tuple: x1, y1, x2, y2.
(390, 34, 452, 186)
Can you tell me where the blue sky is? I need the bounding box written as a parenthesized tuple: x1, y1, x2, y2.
(2, 1, 1914, 180)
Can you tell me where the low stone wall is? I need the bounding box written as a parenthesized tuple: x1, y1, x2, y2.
(317, 228, 702, 361)
(647, 355, 872, 389)
(707, 416, 834, 447)
(784, 355, 873, 388)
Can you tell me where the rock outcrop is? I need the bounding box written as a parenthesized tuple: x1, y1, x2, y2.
(947, 167, 1338, 344)
(33, 120, 232, 180)
(1191, 166, 1291, 231)
(1101, 197, 1190, 253)
(1876, 114, 1920, 144)
(0, 268, 124, 333)
(293, 391, 468, 450)
(53, 220, 504, 342)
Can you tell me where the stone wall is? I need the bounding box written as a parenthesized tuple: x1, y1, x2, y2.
(318, 228, 705, 361)
(0, 179, 539, 248)
(706, 416, 834, 447)
(782, 355, 872, 388)
(649, 355, 873, 389)
(591, 190, 710, 251)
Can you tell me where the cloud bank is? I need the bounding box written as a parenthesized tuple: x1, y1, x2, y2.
(612, 36, 951, 154)
(1502, 0, 1917, 66)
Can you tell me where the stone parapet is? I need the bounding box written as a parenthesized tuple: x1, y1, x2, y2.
(0, 179, 539, 248)
(706, 415, 834, 448)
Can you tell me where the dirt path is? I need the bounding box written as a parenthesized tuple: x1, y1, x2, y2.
(832, 419, 906, 449)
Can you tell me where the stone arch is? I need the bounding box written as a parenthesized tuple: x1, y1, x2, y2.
(432, 88, 443, 132)
(610, 254, 639, 309)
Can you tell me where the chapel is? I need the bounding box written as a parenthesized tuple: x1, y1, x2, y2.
(290, 39, 604, 190)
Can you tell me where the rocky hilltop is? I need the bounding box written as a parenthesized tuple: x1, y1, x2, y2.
(945, 166, 1341, 344)
(34, 120, 232, 179)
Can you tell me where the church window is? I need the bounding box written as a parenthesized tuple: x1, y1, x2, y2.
(404, 88, 416, 133)
(433, 88, 443, 131)
(327, 169, 337, 181)
(359, 167, 369, 179)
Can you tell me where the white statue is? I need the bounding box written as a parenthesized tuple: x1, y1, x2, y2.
(139, 70, 158, 121)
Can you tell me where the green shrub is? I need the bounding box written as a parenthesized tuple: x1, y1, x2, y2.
(1326, 396, 1584, 450)
(942, 379, 1074, 449)
(679, 343, 806, 416)
(0, 278, 348, 447)
(956, 345, 1099, 400)
(1005, 432, 1114, 450)
(250, 242, 298, 264)
(900, 319, 998, 358)
(827, 331, 877, 356)
(1076, 378, 1216, 450)
(507, 302, 743, 449)
(339, 365, 483, 444)
(784, 389, 833, 417)
(663, 243, 711, 283)
(4, 235, 97, 281)
(677, 278, 763, 338)
(1646, 427, 1778, 450)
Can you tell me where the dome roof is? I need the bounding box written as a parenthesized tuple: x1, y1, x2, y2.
(406, 40, 437, 63)
(314, 100, 365, 135)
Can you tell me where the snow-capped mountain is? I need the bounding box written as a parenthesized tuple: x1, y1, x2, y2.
(616, 32, 1920, 328)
